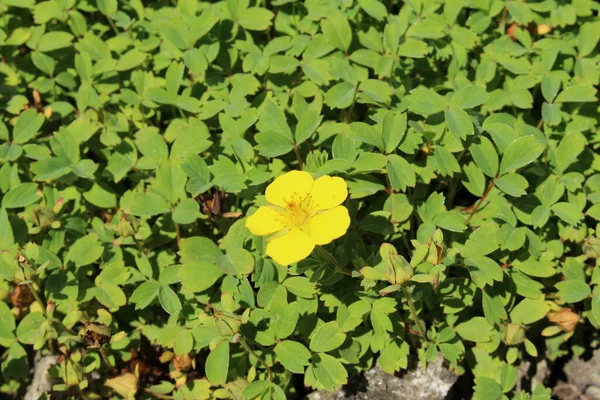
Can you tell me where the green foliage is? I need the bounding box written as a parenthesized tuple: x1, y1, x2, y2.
(0, 0, 599, 399)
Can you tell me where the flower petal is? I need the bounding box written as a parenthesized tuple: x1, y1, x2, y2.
(310, 175, 348, 211)
(246, 206, 285, 236)
(308, 206, 350, 245)
(266, 229, 314, 266)
(266, 170, 314, 208)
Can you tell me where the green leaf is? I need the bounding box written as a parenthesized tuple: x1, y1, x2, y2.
(206, 341, 229, 385)
(450, 85, 488, 109)
(215, 249, 254, 276)
(159, 285, 182, 315)
(445, 108, 473, 140)
(37, 31, 73, 52)
(178, 261, 223, 293)
(130, 281, 161, 310)
(2, 183, 41, 209)
(406, 19, 446, 39)
(510, 298, 549, 324)
(312, 353, 348, 391)
(173, 198, 200, 224)
(349, 122, 384, 150)
(386, 154, 416, 192)
(495, 174, 528, 197)
(555, 132, 586, 174)
(463, 224, 499, 258)
(358, 0, 388, 21)
(577, 21, 600, 58)
(174, 330, 194, 356)
(551, 202, 584, 225)
(321, 12, 352, 51)
(238, 7, 274, 31)
(275, 341, 311, 374)
(116, 49, 146, 71)
(382, 111, 407, 154)
(556, 280, 591, 303)
(471, 137, 499, 178)
(66, 233, 104, 267)
(434, 211, 467, 232)
(555, 85, 597, 103)
(512, 258, 555, 278)
(282, 277, 316, 299)
(466, 256, 503, 288)
(129, 193, 171, 217)
(309, 321, 346, 353)
(359, 79, 392, 103)
(84, 183, 117, 209)
(408, 88, 446, 116)
(325, 82, 356, 109)
(474, 377, 503, 400)
(12, 109, 44, 144)
(295, 111, 322, 144)
(541, 73, 561, 103)
(434, 146, 461, 176)
(455, 317, 493, 342)
(499, 136, 545, 175)
(16, 312, 45, 345)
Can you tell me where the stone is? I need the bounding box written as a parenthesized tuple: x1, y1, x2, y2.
(560, 348, 600, 400)
(24, 353, 59, 400)
(307, 355, 458, 400)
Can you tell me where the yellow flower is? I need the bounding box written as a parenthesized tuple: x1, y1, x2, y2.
(246, 170, 351, 266)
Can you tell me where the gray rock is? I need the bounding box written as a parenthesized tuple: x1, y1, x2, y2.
(516, 359, 550, 392)
(307, 355, 458, 400)
(24, 353, 59, 400)
(561, 347, 600, 400)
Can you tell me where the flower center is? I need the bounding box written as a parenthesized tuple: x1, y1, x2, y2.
(283, 193, 314, 229)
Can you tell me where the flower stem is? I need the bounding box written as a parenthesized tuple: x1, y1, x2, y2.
(317, 247, 352, 276)
(402, 286, 426, 337)
(465, 180, 495, 224)
(240, 338, 273, 382)
(25, 282, 46, 314)
(99, 346, 116, 375)
(293, 143, 304, 170)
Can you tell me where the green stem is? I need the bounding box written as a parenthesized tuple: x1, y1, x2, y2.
(403, 286, 426, 336)
(345, 85, 360, 123)
(26, 282, 46, 315)
(99, 346, 116, 375)
(293, 143, 304, 170)
(240, 338, 273, 382)
(317, 247, 352, 276)
(465, 179, 495, 224)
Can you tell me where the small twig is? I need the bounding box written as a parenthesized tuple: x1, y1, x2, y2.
(104, 15, 119, 35)
(465, 180, 495, 224)
(25, 282, 46, 314)
(144, 389, 174, 399)
(98, 347, 117, 375)
(174, 223, 181, 249)
(240, 338, 273, 382)
(317, 247, 352, 276)
(402, 286, 426, 337)
(345, 85, 360, 123)
(293, 143, 304, 170)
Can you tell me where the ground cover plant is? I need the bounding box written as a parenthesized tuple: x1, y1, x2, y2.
(0, 0, 599, 399)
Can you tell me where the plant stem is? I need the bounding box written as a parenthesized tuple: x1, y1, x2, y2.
(293, 143, 304, 170)
(25, 282, 46, 314)
(99, 346, 116, 375)
(345, 85, 360, 123)
(465, 180, 495, 224)
(317, 247, 352, 276)
(402, 286, 426, 336)
(174, 223, 181, 249)
(240, 338, 273, 382)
